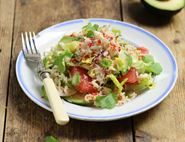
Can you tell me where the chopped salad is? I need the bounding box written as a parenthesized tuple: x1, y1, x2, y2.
(42, 23, 162, 109)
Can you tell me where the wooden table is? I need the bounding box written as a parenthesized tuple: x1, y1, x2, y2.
(0, 0, 185, 141)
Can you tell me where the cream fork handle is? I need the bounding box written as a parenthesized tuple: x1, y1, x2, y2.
(43, 77, 69, 125)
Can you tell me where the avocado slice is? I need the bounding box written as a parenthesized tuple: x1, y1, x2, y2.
(141, 0, 185, 16)
(63, 94, 90, 106)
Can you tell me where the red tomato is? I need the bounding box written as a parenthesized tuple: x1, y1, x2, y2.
(118, 68, 138, 84)
(137, 47, 149, 54)
(70, 67, 97, 93)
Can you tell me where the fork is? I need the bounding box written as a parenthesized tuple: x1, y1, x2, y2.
(21, 32, 69, 125)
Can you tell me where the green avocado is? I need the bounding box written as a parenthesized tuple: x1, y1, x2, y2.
(141, 0, 185, 15)
(63, 94, 90, 106)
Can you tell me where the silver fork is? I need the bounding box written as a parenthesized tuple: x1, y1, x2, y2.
(21, 32, 69, 125)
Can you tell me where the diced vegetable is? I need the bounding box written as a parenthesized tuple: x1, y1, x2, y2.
(118, 68, 138, 84)
(70, 67, 97, 93)
(108, 74, 123, 93)
(64, 41, 80, 53)
(95, 93, 117, 109)
(60, 36, 80, 43)
(137, 47, 149, 54)
(112, 28, 121, 36)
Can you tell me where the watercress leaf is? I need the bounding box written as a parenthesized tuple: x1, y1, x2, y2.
(100, 58, 112, 68)
(54, 51, 73, 73)
(86, 30, 94, 37)
(83, 23, 99, 33)
(95, 93, 117, 109)
(44, 136, 59, 142)
(142, 55, 154, 63)
(145, 62, 162, 75)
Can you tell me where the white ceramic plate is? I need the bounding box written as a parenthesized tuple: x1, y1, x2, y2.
(16, 18, 178, 121)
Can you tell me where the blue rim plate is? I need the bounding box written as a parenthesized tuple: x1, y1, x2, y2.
(16, 18, 178, 121)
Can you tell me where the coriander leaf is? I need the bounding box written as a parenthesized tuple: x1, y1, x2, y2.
(145, 62, 163, 75)
(142, 55, 154, 63)
(44, 136, 59, 142)
(41, 85, 48, 100)
(95, 93, 117, 109)
(83, 23, 99, 36)
(54, 51, 73, 73)
(100, 58, 112, 68)
(43, 57, 49, 68)
(72, 73, 81, 86)
(60, 36, 80, 43)
(86, 30, 95, 37)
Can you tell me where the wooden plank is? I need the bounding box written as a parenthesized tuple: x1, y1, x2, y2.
(0, 0, 15, 141)
(122, 0, 185, 141)
(4, 0, 133, 141)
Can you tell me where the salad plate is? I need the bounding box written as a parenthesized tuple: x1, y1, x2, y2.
(16, 18, 178, 121)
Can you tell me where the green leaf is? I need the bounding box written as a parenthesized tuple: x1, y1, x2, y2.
(127, 54, 132, 67)
(100, 58, 112, 68)
(83, 23, 99, 31)
(44, 136, 59, 142)
(41, 85, 48, 100)
(83, 23, 99, 37)
(142, 55, 154, 63)
(60, 36, 80, 43)
(43, 57, 48, 68)
(86, 30, 95, 37)
(95, 93, 117, 109)
(145, 62, 163, 75)
(72, 73, 81, 86)
(54, 51, 73, 73)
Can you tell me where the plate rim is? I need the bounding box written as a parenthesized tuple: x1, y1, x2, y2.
(16, 18, 178, 121)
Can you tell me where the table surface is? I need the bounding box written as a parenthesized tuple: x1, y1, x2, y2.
(0, 0, 185, 141)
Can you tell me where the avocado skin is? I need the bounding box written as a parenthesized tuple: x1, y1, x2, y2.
(63, 95, 90, 106)
(141, 0, 183, 16)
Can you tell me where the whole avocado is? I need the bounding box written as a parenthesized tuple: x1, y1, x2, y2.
(141, 0, 185, 16)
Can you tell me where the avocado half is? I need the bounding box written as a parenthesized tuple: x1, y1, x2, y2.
(141, 0, 185, 16)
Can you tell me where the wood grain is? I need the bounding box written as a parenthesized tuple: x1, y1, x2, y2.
(4, 0, 133, 141)
(0, 0, 15, 141)
(122, 0, 185, 141)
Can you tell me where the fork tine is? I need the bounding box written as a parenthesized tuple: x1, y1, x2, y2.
(25, 32, 33, 53)
(32, 32, 39, 53)
(21, 33, 29, 55)
(29, 32, 35, 53)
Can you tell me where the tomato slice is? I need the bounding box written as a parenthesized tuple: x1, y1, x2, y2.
(70, 67, 97, 93)
(118, 68, 138, 84)
(137, 47, 149, 54)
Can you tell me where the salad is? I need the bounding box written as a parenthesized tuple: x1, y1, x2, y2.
(42, 23, 162, 109)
